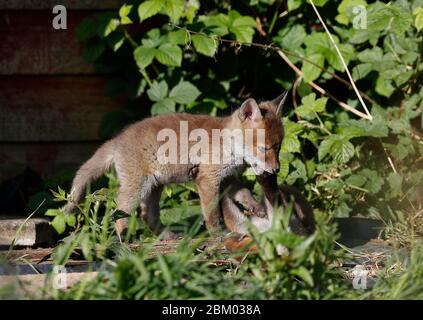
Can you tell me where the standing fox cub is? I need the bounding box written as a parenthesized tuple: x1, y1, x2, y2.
(65, 92, 287, 235)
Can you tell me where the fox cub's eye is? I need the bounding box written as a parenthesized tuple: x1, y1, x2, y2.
(258, 146, 266, 153)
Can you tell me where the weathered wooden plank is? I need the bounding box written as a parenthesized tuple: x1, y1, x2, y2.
(0, 11, 95, 74)
(0, 217, 56, 246)
(0, 1, 121, 9)
(0, 142, 100, 182)
(0, 77, 121, 142)
(1, 238, 228, 264)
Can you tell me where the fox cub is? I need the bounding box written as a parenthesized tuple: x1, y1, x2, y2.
(65, 93, 287, 235)
(222, 173, 315, 252)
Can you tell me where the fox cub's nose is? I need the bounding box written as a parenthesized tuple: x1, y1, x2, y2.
(270, 166, 279, 174)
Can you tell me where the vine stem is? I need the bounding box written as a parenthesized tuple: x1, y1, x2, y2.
(309, 0, 373, 121)
(170, 23, 373, 120)
(308, 1, 401, 173)
(169, 24, 376, 105)
(276, 49, 372, 120)
(122, 27, 153, 87)
(268, 0, 283, 35)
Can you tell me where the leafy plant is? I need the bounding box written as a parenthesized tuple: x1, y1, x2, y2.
(30, 0, 423, 300)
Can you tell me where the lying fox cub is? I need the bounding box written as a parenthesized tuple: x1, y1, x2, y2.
(65, 92, 287, 236)
(222, 174, 315, 252)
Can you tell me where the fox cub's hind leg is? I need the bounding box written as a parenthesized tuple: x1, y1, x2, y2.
(140, 185, 163, 233)
(114, 169, 152, 238)
(114, 180, 142, 239)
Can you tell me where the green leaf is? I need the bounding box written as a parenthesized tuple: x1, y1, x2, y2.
(413, 7, 423, 31)
(164, 0, 184, 22)
(168, 30, 187, 45)
(305, 32, 354, 72)
(107, 31, 125, 51)
(95, 13, 120, 38)
(184, 0, 200, 23)
(319, 135, 355, 164)
(291, 266, 314, 287)
(83, 38, 105, 63)
(359, 169, 384, 194)
(278, 152, 291, 179)
(147, 81, 168, 102)
(50, 186, 67, 200)
(169, 81, 201, 104)
(352, 63, 373, 80)
(281, 135, 301, 153)
(119, 4, 133, 25)
(335, 202, 352, 217)
(138, 0, 165, 21)
(51, 213, 66, 235)
(295, 93, 327, 119)
(192, 34, 217, 57)
(327, 43, 354, 71)
(286, 159, 307, 184)
(142, 28, 162, 48)
(336, 0, 367, 25)
(151, 98, 176, 115)
(318, 135, 338, 161)
(100, 18, 120, 38)
(333, 140, 354, 164)
(155, 44, 182, 66)
(368, 4, 413, 35)
(339, 118, 388, 138)
(313, 0, 329, 5)
(281, 119, 303, 153)
(301, 53, 324, 82)
(134, 46, 156, 69)
(119, 4, 132, 18)
(66, 214, 76, 227)
(346, 174, 367, 188)
(75, 18, 98, 41)
(273, 25, 306, 52)
(357, 47, 383, 63)
(376, 76, 395, 98)
(200, 14, 230, 36)
(229, 13, 256, 42)
(45, 209, 60, 217)
(287, 0, 304, 11)
(304, 33, 329, 56)
(387, 172, 403, 198)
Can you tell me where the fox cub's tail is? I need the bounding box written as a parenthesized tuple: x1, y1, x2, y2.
(65, 140, 115, 213)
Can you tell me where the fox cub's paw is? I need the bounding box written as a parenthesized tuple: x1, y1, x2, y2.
(223, 232, 257, 253)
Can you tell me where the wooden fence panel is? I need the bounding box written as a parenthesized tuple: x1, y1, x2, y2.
(0, 142, 99, 182)
(0, 76, 121, 142)
(0, 11, 95, 74)
(0, 1, 121, 9)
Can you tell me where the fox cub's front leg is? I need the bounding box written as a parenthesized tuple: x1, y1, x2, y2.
(196, 178, 221, 232)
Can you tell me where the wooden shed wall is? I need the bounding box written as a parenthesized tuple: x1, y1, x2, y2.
(0, 1, 122, 184)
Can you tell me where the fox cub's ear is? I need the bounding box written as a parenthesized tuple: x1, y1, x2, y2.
(238, 98, 262, 122)
(270, 91, 289, 116)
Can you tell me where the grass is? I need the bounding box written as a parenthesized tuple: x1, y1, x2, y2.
(1, 173, 422, 300)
